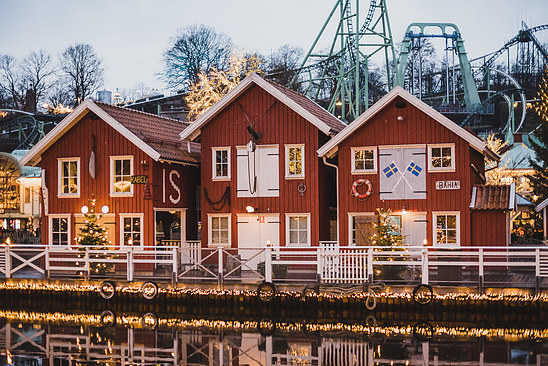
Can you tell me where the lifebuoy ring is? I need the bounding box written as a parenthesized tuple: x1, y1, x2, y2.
(352, 179, 373, 199)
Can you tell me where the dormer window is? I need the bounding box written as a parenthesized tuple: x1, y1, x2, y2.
(428, 144, 455, 171)
(351, 147, 377, 174)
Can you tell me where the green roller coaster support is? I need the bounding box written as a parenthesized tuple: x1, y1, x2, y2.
(291, 0, 397, 121)
(395, 23, 481, 111)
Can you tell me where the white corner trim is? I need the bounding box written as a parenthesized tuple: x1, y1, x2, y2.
(180, 73, 337, 141)
(19, 100, 162, 167)
(469, 186, 477, 208)
(317, 86, 500, 161)
(509, 182, 516, 210)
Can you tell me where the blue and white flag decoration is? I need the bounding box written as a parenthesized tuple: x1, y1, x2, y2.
(407, 161, 422, 177)
(383, 162, 398, 178)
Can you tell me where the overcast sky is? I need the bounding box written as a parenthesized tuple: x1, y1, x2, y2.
(2, 0, 547, 95)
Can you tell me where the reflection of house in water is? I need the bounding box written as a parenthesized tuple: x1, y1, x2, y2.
(0, 150, 41, 243)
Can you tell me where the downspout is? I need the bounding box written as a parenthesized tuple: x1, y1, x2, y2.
(322, 156, 339, 243)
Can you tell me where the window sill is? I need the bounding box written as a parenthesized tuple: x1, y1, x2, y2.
(212, 177, 231, 182)
(208, 243, 231, 248)
(351, 170, 377, 175)
(285, 175, 305, 180)
(428, 168, 456, 173)
(57, 194, 80, 198)
(109, 193, 134, 197)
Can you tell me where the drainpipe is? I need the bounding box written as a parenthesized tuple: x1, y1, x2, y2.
(322, 156, 339, 243)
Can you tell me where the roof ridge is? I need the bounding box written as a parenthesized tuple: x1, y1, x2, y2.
(93, 100, 190, 126)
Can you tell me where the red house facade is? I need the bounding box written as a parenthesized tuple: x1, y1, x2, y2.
(180, 74, 345, 257)
(317, 86, 510, 247)
(20, 100, 200, 248)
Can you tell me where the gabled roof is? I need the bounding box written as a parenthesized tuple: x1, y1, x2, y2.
(317, 86, 500, 161)
(469, 183, 515, 211)
(20, 100, 200, 167)
(537, 197, 548, 212)
(180, 73, 345, 141)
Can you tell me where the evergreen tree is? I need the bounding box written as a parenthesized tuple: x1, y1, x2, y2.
(370, 208, 404, 248)
(76, 198, 114, 275)
(528, 67, 548, 202)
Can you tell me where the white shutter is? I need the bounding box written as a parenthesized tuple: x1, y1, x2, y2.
(403, 147, 426, 199)
(236, 147, 256, 197)
(379, 148, 402, 200)
(258, 146, 279, 197)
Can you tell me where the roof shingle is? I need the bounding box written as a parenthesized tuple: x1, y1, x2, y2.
(95, 102, 200, 164)
(471, 184, 512, 210)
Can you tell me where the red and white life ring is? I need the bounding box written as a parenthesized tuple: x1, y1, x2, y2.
(352, 179, 373, 199)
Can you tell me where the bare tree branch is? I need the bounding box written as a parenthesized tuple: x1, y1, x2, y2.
(60, 44, 104, 105)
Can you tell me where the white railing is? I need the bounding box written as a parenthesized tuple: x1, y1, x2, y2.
(0, 244, 548, 291)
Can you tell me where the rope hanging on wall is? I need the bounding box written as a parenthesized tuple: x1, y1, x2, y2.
(204, 186, 230, 211)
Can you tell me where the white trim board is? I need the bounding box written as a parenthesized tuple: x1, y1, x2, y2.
(20, 99, 162, 167)
(317, 86, 500, 162)
(180, 73, 341, 141)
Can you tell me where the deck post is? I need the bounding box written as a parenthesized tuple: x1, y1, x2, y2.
(367, 248, 373, 283)
(127, 248, 134, 282)
(44, 246, 50, 280)
(316, 248, 322, 282)
(85, 250, 90, 281)
(479, 249, 484, 294)
(265, 246, 272, 283)
(421, 249, 429, 285)
(535, 248, 541, 294)
(218, 247, 223, 289)
(5, 245, 10, 278)
(172, 247, 178, 287)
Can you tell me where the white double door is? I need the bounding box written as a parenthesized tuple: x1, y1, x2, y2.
(236, 213, 280, 269)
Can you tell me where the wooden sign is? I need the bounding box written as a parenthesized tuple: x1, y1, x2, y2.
(436, 180, 460, 190)
(130, 175, 148, 184)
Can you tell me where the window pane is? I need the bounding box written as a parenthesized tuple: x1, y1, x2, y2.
(220, 217, 228, 230)
(295, 161, 302, 175)
(122, 159, 131, 175)
(431, 148, 441, 157)
(124, 233, 131, 245)
(364, 150, 373, 160)
(132, 218, 140, 232)
(355, 160, 364, 170)
(298, 217, 307, 229)
(364, 160, 374, 170)
(289, 231, 298, 244)
(436, 230, 444, 244)
(442, 147, 451, 157)
(52, 233, 59, 245)
(60, 233, 67, 244)
(124, 218, 131, 230)
(212, 217, 219, 230)
(436, 216, 446, 229)
(53, 218, 59, 232)
(220, 230, 228, 243)
(60, 218, 67, 231)
(70, 162, 77, 176)
(289, 217, 298, 229)
(133, 233, 140, 245)
(355, 150, 364, 161)
(62, 162, 69, 176)
(447, 230, 457, 243)
(298, 230, 307, 244)
(447, 215, 457, 229)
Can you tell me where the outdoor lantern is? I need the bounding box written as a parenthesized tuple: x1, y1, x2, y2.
(101, 205, 109, 214)
(81, 205, 89, 214)
(245, 205, 255, 213)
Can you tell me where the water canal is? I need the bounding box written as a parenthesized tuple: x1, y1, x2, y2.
(0, 309, 546, 365)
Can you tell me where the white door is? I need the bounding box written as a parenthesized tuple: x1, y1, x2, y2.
(401, 213, 427, 246)
(236, 213, 280, 269)
(236, 145, 279, 197)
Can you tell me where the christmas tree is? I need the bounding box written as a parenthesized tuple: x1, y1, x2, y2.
(370, 208, 406, 281)
(76, 198, 115, 275)
(528, 66, 548, 202)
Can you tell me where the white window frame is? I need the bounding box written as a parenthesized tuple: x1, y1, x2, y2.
(49, 214, 71, 246)
(432, 211, 460, 247)
(286, 213, 311, 246)
(212, 147, 231, 181)
(119, 213, 144, 246)
(110, 155, 134, 196)
(428, 144, 455, 172)
(57, 158, 80, 197)
(351, 147, 377, 174)
(208, 214, 231, 247)
(348, 212, 376, 246)
(285, 144, 305, 179)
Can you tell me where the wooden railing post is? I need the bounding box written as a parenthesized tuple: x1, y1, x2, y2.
(421, 249, 429, 285)
(85, 249, 90, 281)
(5, 245, 10, 278)
(218, 247, 223, 289)
(316, 247, 322, 282)
(265, 246, 272, 283)
(172, 247, 178, 287)
(127, 247, 134, 282)
(479, 249, 484, 294)
(367, 248, 373, 283)
(44, 246, 50, 279)
(536, 248, 541, 294)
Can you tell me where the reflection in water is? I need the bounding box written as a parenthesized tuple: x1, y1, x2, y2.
(0, 310, 546, 365)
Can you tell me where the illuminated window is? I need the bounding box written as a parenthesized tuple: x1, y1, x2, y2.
(212, 147, 230, 180)
(351, 147, 377, 173)
(209, 214, 230, 246)
(285, 145, 304, 178)
(433, 212, 460, 246)
(58, 158, 80, 196)
(286, 214, 310, 246)
(110, 156, 133, 195)
(428, 144, 455, 171)
(50, 215, 70, 245)
(120, 214, 142, 246)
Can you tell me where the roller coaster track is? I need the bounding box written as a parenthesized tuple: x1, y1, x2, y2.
(475, 23, 548, 76)
(0, 114, 40, 150)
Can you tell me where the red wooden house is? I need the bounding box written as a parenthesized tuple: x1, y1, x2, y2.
(317, 86, 512, 247)
(20, 100, 200, 248)
(180, 73, 345, 259)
